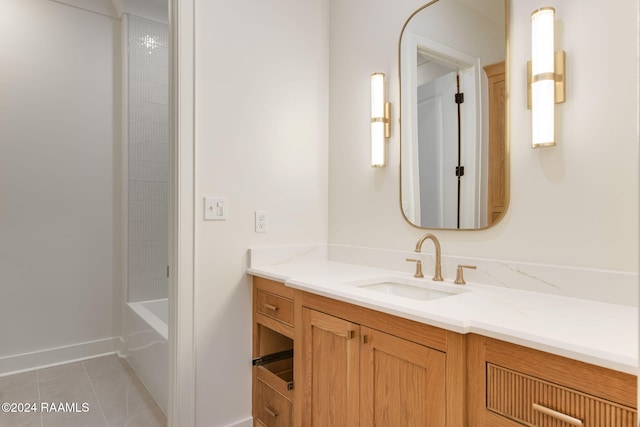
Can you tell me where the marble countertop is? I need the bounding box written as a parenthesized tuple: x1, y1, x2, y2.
(248, 260, 638, 375)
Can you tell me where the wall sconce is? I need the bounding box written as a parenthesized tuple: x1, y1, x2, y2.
(371, 72, 391, 167)
(528, 7, 565, 148)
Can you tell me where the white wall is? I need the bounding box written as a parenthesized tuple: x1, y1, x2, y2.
(0, 0, 121, 371)
(193, 0, 329, 424)
(329, 0, 638, 274)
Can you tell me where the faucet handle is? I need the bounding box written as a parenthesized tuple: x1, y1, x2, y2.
(406, 258, 424, 278)
(454, 265, 476, 285)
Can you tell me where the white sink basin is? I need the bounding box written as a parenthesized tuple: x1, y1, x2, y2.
(350, 277, 466, 301)
(359, 282, 455, 300)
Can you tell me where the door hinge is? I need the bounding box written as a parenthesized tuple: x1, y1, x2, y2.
(456, 166, 465, 177)
(455, 93, 464, 104)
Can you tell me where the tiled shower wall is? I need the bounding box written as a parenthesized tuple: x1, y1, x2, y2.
(127, 15, 169, 302)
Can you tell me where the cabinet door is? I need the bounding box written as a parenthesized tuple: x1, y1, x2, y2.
(360, 326, 446, 427)
(302, 308, 360, 427)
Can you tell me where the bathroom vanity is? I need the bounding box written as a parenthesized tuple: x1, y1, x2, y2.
(249, 251, 637, 427)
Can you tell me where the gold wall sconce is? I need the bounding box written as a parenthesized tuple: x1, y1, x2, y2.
(371, 72, 391, 167)
(528, 7, 565, 148)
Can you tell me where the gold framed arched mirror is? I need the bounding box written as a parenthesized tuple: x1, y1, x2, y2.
(399, 0, 509, 230)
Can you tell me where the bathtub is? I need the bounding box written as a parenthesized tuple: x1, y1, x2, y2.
(126, 299, 168, 414)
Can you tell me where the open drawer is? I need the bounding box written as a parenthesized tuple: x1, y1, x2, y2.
(253, 350, 293, 398)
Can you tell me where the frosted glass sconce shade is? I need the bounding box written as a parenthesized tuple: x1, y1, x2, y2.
(529, 7, 565, 148)
(371, 73, 391, 167)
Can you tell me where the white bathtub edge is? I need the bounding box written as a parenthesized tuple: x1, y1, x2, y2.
(127, 300, 168, 340)
(125, 299, 169, 414)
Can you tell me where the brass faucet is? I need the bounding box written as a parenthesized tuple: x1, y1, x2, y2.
(405, 258, 424, 278)
(454, 264, 476, 285)
(412, 233, 443, 281)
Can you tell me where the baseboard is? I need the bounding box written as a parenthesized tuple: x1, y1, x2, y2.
(225, 417, 253, 427)
(0, 337, 121, 376)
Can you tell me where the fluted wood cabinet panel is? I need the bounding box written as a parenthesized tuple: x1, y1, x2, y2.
(468, 335, 637, 427)
(487, 364, 637, 427)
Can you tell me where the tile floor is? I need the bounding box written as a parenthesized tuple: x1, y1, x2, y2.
(0, 354, 166, 427)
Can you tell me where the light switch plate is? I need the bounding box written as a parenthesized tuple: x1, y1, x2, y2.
(204, 197, 227, 220)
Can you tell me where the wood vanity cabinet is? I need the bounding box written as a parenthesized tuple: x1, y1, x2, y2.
(252, 277, 296, 427)
(252, 276, 638, 427)
(251, 276, 467, 426)
(467, 334, 638, 427)
(298, 291, 467, 427)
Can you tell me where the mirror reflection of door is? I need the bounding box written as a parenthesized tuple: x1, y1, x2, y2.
(414, 49, 480, 229)
(417, 70, 458, 228)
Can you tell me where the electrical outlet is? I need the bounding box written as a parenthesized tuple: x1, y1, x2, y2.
(255, 211, 268, 233)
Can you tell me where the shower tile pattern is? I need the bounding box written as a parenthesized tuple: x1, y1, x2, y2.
(0, 355, 165, 427)
(127, 15, 169, 302)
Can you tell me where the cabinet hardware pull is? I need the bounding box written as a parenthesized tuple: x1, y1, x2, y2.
(264, 406, 279, 418)
(362, 335, 369, 344)
(263, 303, 278, 311)
(347, 330, 355, 340)
(533, 403, 583, 426)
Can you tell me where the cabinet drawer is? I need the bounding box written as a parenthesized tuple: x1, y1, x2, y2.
(254, 355, 294, 398)
(487, 363, 637, 426)
(256, 290, 293, 326)
(255, 377, 292, 427)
